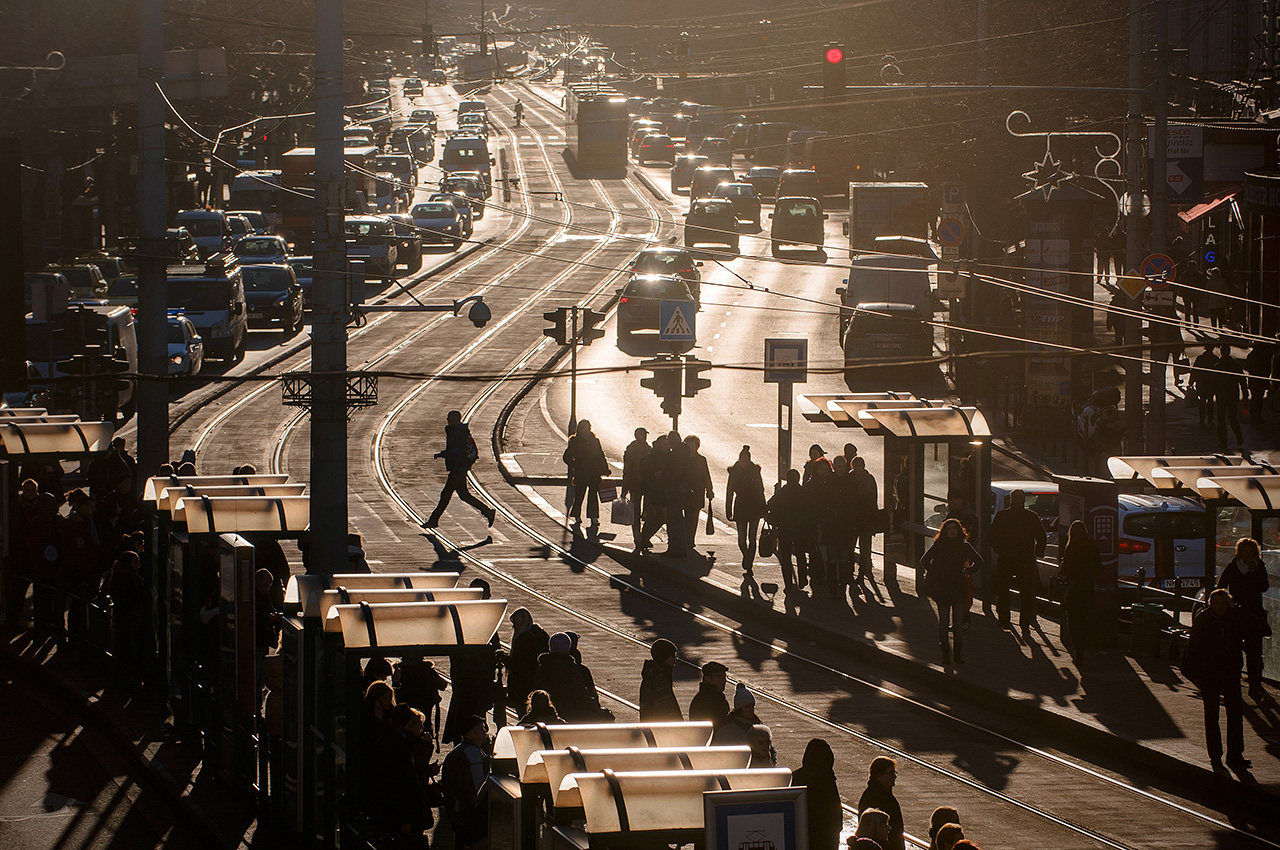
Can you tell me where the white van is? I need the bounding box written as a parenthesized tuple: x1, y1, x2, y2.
(440, 135, 493, 185)
(167, 255, 249, 362)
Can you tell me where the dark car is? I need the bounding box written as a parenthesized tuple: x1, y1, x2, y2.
(427, 192, 474, 237)
(410, 201, 466, 250)
(439, 174, 488, 217)
(769, 196, 827, 256)
(630, 127, 662, 158)
(629, 246, 702, 302)
(842, 302, 933, 371)
(697, 136, 733, 166)
(233, 234, 289, 264)
(746, 166, 782, 200)
(684, 198, 739, 252)
(287, 256, 314, 308)
(383, 213, 423, 272)
(711, 182, 762, 226)
(689, 166, 736, 200)
(616, 274, 697, 339)
(636, 134, 677, 165)
(403, 77, 424, 97)
(409, 108, 438, 132)
(670, 154, 709, 193)
(240, 263, 304, 336)
(776, 168, 823, 201)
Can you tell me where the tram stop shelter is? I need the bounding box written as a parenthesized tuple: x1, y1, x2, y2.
(800, 395, 992, 582)
(1, 415, 114, 628)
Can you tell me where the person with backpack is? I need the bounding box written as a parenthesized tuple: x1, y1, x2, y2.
(424, 410, 495, 528)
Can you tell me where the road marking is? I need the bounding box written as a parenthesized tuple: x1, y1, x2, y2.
(713, 333, 721, 339)
(720, 322, 726, 328)
(745, 423, 777, 428)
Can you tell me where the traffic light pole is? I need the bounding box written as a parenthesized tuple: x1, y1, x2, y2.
(569, 306, 578, 435)
(777, 381, 793, 485)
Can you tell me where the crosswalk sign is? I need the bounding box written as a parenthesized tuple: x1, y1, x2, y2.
(659, 300, 696, 341)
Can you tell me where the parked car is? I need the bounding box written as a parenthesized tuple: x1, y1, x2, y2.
(240, 263, 305, 336)
(746, 166, 782, 200)
(233, 234, 290, 264)
(167, 312, 204, 377)
(628, 246, 702, 302)
(636, 134, 677, 165)
(769, 196, 827, 255)
(684, 198, 739, 252)
(711, 182, 762, 226)
(670, 154, 709, 193)
(616, 274, 697, 339)
(410, 201, 466, 250)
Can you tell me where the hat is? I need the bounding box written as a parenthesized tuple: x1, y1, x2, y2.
(701, 661, 728, 676)
(733, 682, 755, 709)
(650, 638, 677, 661)
(460, 714, 486, 735)
(549, 632, 572, 654)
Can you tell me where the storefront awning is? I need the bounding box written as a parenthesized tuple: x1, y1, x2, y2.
(1178, 185, 1240, 223)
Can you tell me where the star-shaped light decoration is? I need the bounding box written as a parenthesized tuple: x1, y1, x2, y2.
(1023, 148, 1073, 200)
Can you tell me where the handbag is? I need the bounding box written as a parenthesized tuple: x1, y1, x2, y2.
(705, 511, 715, 535)
(611, 495, 634, 525)
(598, 483, 618, 503)
(564, 482, 576, 509)
(758, 523, 777, 558)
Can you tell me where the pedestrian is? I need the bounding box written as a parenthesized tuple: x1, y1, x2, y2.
(1205, 267, 1230, 328)
(518, 689, 564, 726)
(440, 714, 491, 850)
(362, 656, 394, 693)
(802, 444, 828, 484)
(843, 443, 859, 466)
(106, 552, 146, 689)
(853, 809, 891, 849)
(802, 458, 831, 592)
(346, 532, 370, 573)
(424, 410, 495, 529)
(792, 738, 841, 850)
(505, 607, 549, 715)
(746, 724, 776, 767)
(565, 631, 607, 720)
(13, 478, 58, 639)
(1181, 588, 1249, 771)
(989, 489, 1046, 636)
(396, 653, 449, 725)
(254, 568, 282, 675)
(712, 683, 762, 745)
(1106, 289, 1127, 346)
(683, 435, 714, 550)
(1180, 259, 1204, 324)
(1059, 520, 1100, 664)
(858, 757, 904, 850)
(88, 437, 136, 501)
(928, 807, 961, 850)
(1245, 342, 1273, 426)
(661, 431, 690, 556)
(935, 826, 964, 850)
(622, 428, 650, 546)
(1214, 345, 1246, 451)
(827, 456, 858, 600)
(57, 489, 99, 641)
(725, 447, 766, 574)
(361, 680, 397, 753)
(850, 457, 879, 597)
(1191, 346, 1218, 429)
(371, 703, 433, 841)
(636, 434, 671, 553)
(534, 631, 597, 721)
(767, 469, 809, 590)
(1215, 538, 1271, 703)
(919, 519, 983, 663)
(563, 419, 610, 530)
(688, 660, 730, 726)
(639, 638, 683, 720)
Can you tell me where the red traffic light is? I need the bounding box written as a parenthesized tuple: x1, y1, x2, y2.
(825, 46, 844, 64)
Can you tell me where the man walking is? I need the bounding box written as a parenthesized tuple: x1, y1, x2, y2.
(683, 435, 714, 551)
(989, 489, 1046, 636)
(424, 410, 495, 528)
(767, 469, 809, 590)
(1192, 346, 1218, 429)
(1182, 589, 1249, 772)
(621, 428, 650, 545)
(1215, 345, 1246, 451)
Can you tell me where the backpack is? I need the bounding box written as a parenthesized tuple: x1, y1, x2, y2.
(463, 432, 480, 466)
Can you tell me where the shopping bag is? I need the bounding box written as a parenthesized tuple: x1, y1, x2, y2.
(598, 482, 618, 503)
(564, 483, 576, 509)
(705, 511, 715, 535)
(611, 495, 634, 525)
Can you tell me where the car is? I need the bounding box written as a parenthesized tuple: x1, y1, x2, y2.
(44, 264, 107, 301)
(629, 127, 662, 159)
(344, 216, 399, 279)
(410, 201, 466, 250)
(684, 198, 739, 252)
(439, 174, 488, 216)
(287, 256, 315, 308)
(769, 196, 827, 255)
(105, 274, 140, 310)
(166, 256, 248, 362)
(403, 77, 424, 97)
(689, 166, 736, 200)
(458, 112, 489, 137)
(616, 274, 697, 339)
(841, 303, 932, 376)
(226, 213, 253, 243)
(427, 192, 474, 237)
(3, 361, 48, 409)
(697, 136, 733, 166)
(746, 166, 782, 200)
(636, 134, 676, 165)
(670, 155, 709, 193)
(344, 125, 376, 147)
(627, 118, 664, 140)
(167, 312, 204, 377)
(382, 213, 423, 272)
(71, 254, 126, 283)
(628, 246, 702, 302)
(711, 182, 762, 226)
(174, 209, 232, 258)
(226, 210, 269, 235)
(391, 124, 434, 161)
(240, 263, 304, 336)
(409, 109, 439, 133)
(776, 168, 823, 201)
(233, 234, 290, 264)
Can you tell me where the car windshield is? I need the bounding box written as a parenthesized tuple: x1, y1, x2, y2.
(170, 281, 233, 312)
(851, 313, 919, 335)
(413, 204, 454, 216)
(236, 238, 281, 256)
(345, 220, 390, 237)
(178, 218, 221, 237)
(288, 259, 313, 276)
(779, 201, 820, 217)
(715, 185, 753, 197)
(109, 277, 139, 296)
(241, 266, 292, 292)
(691, 202, 729, 216)
(167, 321, 191, 344)
(633, 252, 693, 274)
(55, 268, 93, 288)
(430, 193, 469, 209)
(644, 136, 672, 145)
(625, 278, 690, 299)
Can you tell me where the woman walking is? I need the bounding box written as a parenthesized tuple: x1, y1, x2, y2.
(1060, 520, 1100, 664)
(725, 446, 767, 574)
(563, 420, 610, 530)
(919, 519, 984, 663)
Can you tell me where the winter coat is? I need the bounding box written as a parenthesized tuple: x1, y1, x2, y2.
(1217, 557, 1271, 637)
(57, 512, 98, 582)
(990, 505, 1046, 571)
(766, 481, 807, 535)
(1214, 354, 1246, 402)
(564, 432, 609, 482)
(688, 682, 731, 727)
(850, 470, 879, 534)
(638, 659, 682, 720)
(507, 623, 550, 711)
(792, 739, 841, 850)
(534, 652, 597, 721)
(858, 780, 904, 850)
(1182, 606, 1245, 684)
(919, 539, 982, 603)
(622, 439, 651, 496)
(711, 709, 759, 746)
(439, 422, 478, 472)
(18, 491, 58, 568)
(726, 461, 767, 522)
(685, 450, 714, 506)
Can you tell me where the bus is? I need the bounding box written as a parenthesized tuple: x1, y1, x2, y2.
(279, 145, 378, 250)
(566, 85, 628, 171)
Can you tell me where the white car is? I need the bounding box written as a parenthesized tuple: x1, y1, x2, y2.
(168, 314, 204, 377)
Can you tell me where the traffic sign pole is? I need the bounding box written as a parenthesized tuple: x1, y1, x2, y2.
(569, 306, 578, 435)
(778, 381, 793, 486)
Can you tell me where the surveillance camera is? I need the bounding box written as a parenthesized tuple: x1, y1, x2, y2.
(467, 300, 492, 328)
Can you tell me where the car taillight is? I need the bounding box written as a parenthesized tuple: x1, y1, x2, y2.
(1118, 538, 1151, 554)
(620, 296, 629, 304)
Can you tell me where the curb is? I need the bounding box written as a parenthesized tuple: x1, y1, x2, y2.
(0, 646, 238, 849)
(631, 169, 670, 203)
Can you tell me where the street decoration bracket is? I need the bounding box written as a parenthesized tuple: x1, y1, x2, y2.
(1006, 109, 1123, 229)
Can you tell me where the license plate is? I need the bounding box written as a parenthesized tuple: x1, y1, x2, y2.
(248, 312, 263, 319)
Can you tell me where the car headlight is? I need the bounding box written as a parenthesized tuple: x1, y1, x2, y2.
(275, 294, 288, 306)
(170, 354, 184, 365)
(444, 224, 456, 232)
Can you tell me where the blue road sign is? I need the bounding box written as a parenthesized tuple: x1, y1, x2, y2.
(659, 300, 696, 341)
(1140, 252, 1176, 289)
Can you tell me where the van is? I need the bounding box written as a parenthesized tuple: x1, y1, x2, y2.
(841, 303, 933, 377)
(26, 303, 138, 418)
(838, 236, 937, 340)
(167, 255, 249, 362)
(746, 123, 795, 164)
(457, 99, 486, 119)
(228, 170, 284, 231)
(440, 135, 493, 185)
(174, 209, 232, 259)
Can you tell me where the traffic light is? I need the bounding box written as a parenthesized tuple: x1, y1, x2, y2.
(822, 43, 845, 103)
(682, 356, 712, 398)
(640, 356, 682, 419)
(543, 307, 569, 345)
(579, 308, 606, 345)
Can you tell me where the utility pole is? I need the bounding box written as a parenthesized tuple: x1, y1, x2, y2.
(1149, 0, 1170, 454)
(136, 0, 168, 478)
(312, 0, 348, 576)
(1123, 0, 1144, 453)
